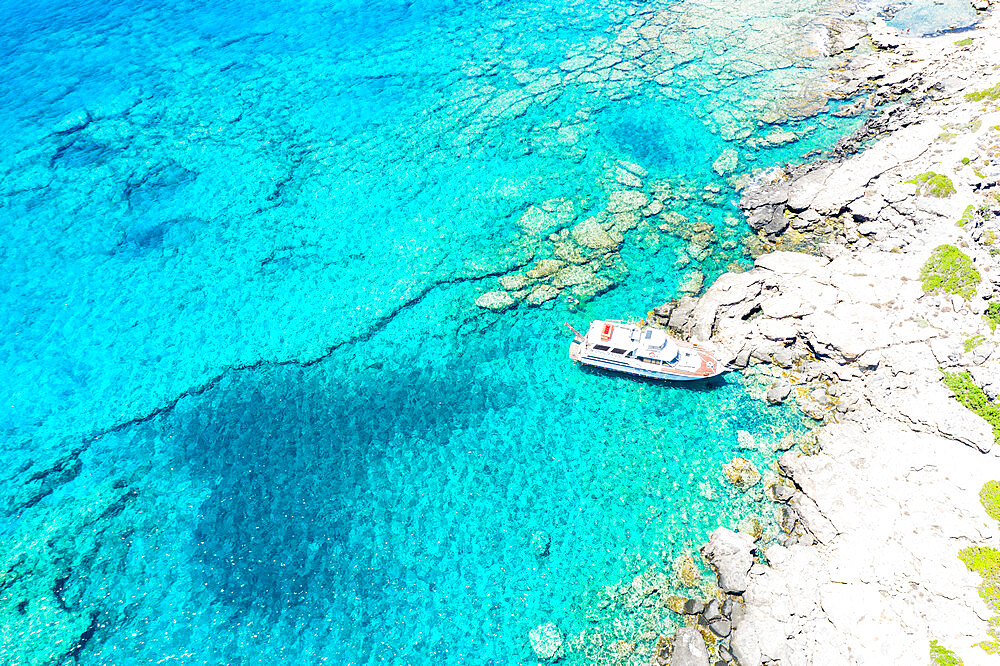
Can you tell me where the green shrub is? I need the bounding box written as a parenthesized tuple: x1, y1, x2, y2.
(921, 245, 981, 298)
(955, 37, 973, 47)
(907, 172, 957, 197)
(957, 482, 1000, 654)
(967, 84, 1000, 102)
(962, 157, 972, 165)
(941, 371, 1000, 443)
(987, 303, 1000, 332)
(930, 640, 964, 665)
(983, 481, 1000, 522)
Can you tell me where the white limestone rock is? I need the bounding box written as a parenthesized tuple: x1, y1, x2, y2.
(702, 527, 755, 594)
(669, 626, 709, 666)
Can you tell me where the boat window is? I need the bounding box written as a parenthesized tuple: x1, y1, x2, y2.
(611, 348, 627, 355)
(594, 344, 610, 351)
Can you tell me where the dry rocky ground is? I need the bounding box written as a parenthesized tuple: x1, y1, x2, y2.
(654, 7, 1000, 666)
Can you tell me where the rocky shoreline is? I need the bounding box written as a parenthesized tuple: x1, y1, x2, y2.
(655, 7, 1000, 665)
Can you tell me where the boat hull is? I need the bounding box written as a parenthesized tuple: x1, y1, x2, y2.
(567, 320, 725, 381)
(573, 353, 724, 381)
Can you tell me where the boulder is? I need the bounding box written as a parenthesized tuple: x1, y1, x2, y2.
(683, 598, 705, 615)
(740, 174, 790, 209)
(771, 349, 797, 368)
(722, 458, 761, 489)
(670, 627, 710, 666)
(746, 205, 789, 236)
(786, 165, 832, 211)
(770, 483, 795, 502)
(732, 347, 752, 369)
(703, 599, 722, 621)
(528, 622, 564, 661)
(730, 624, 762, 666)
(709, 619, 732, 637)
(668, 297, 698, 331)
(766, 380, 792, 404)
(702, 528, 755, 594)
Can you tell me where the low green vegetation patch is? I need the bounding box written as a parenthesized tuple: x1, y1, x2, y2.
(954, 37, 973, 47)
(930, 639, 964, 665)
(907, 171, 957, 197)
(957, 205, 976, 227)
(940, 371, 1000, 443)
(965, 334, 986, 352)
(921, 245, 981, 299)
(957, 543, 1000, 653)
(967, 83, 1000, 102)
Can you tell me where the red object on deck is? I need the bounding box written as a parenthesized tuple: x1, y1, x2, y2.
(600, 323, 613, 341)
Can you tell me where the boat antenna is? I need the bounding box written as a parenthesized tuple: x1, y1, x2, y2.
(564, 322, 585, 341)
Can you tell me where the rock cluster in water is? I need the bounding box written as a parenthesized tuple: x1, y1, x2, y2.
(475, 162, 748, 311)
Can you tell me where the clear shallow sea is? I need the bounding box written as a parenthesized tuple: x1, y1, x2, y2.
(0, 0, 862, 663)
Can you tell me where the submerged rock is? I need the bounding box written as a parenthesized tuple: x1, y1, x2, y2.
(607, 189, 649, 213)
(531, 530, 551, 557)
(722, 457, 761, 488)
(571, 217, 619, 250)
(475, 290, 515, 311)
(529, 621, 564, 661)
(673, 553, 702, 587)
(527, 284, 560, 305)
(678, 271, 704, 296)
(526, 258, 565, 279)
(712, 147, 739, 176)
(499, 274, 529, 291)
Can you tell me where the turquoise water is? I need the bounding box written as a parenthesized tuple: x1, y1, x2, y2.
(0, 0, 861, 663)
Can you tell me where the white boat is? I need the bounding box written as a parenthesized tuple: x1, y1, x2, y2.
(566, 320, 725, 381)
